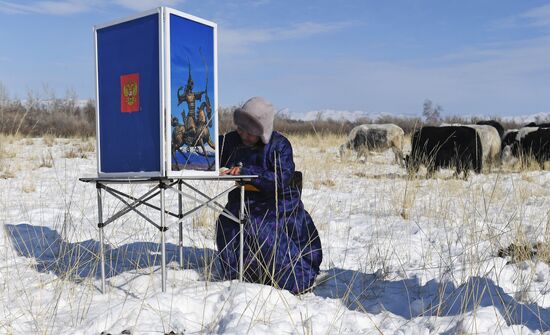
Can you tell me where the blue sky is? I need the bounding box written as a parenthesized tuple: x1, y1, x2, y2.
(1, 0, 550, 117)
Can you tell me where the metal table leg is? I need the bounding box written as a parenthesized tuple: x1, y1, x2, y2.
(239, 184, 245, 282)
(160, 182, 167, 292)
(97, 184, 106, 293)
(178, 180, 183, 270)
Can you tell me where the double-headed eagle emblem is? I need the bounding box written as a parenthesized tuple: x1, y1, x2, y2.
(123, 80, 138, 106)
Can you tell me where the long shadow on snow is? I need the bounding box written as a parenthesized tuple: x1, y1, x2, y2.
(314, 267, 550, 332)
(5, 223, 218, 281)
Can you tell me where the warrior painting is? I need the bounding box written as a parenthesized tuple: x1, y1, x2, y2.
(171, 57, 215, 171)
(177, 62, 204, 136)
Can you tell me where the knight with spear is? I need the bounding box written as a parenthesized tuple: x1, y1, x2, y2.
(177, 60, 205, 138)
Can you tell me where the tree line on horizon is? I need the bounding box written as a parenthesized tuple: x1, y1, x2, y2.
(0, 83, 541, 138)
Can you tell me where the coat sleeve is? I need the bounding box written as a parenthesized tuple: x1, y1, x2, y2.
(240, 137, 295, 194)
(218, 132, 238, 168)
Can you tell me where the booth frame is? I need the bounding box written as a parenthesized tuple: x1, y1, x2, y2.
(80, 175, 256, 293)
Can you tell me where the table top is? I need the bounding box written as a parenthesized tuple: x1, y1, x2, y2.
(79, 175, 258, 184)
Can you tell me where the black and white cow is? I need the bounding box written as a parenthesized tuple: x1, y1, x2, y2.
(406, 126, 482, 178)
(511, 128, 550, 169)
(340, 124, 405, 165)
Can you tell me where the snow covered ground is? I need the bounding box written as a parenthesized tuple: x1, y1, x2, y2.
(1, 135, 550, 334)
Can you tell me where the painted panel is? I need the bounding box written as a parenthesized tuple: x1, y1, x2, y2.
(168, 13, 217, 174)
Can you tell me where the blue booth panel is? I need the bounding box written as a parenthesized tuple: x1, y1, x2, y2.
(96, 13, 161, 175)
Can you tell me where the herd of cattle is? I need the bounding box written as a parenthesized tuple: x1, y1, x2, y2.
(340, 121, 550, 177)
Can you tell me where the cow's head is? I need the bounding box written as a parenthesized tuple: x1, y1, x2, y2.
(501, 144, 518, 166)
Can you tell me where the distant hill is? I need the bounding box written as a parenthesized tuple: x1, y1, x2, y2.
(288, 109, 413, 122)
(289, 109, 550, 125)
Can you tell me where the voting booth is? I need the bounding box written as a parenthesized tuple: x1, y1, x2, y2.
(85, 8, 255, 293)
(95, 7, 218, 178)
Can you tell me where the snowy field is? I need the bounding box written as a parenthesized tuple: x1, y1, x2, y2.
(1, 134, 550, 334)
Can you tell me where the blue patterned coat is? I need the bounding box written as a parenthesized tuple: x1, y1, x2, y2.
(216, 131, 323, 294)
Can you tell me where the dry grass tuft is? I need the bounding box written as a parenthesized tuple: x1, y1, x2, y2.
(63, 149, 79, 159)
(536, 243, 550, 264)
(63, 147, 86, 159)
(498, 223, 535, 263)
(537, 212, 550, 263)
(0, 136, 16, 158)
(0, 149, 16, 160)
(0, 167, 15, 179)
(21, 181, 36, 193)
(397, 179, 419, 219)
(78, 140, 95, 153)
(496, 211, 550, 266)
(0, 171, 15, 179)
(43, 134, 56, 147)
(39, 151, 54, 168)
(313, 179, 336, 190)
(192, 208, 217, 238)
(498, 243, 534, 263)
(502, 154, 550, 173)
(0, 134, 16, 178)
(0, 133, 22, 144)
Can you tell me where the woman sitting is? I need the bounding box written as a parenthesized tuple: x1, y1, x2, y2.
(216, 97, 323, 294)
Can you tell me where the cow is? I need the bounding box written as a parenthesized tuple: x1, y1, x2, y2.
(476, 120, 504, 138)
(502, 127, 545, 167)
(406, 126, 482, 178)
(340, 124, 405, 165)
(510, 127, 550, 169)
(440, 124, 501, 168)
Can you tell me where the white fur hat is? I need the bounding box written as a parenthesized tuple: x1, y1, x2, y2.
(233, 97, 276, 144)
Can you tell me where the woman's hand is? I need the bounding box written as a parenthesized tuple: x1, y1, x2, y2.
(220, 166, 241, 176)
